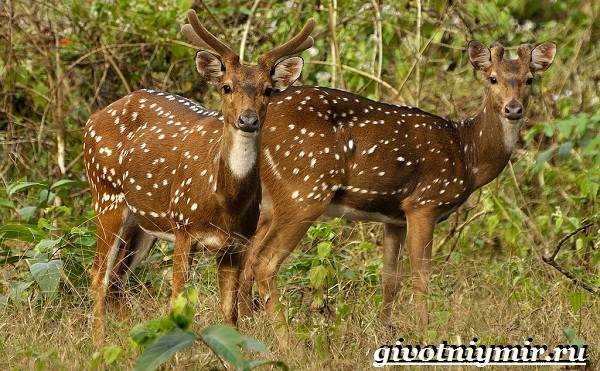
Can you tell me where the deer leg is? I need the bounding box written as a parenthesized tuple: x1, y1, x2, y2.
(105, 226, 156, 317)
(106, 214, 140, 303)
(122, 230, 157, 282)
(405, 209, 435, 326)
(90, 206, 129, 346)
(217, 249, 243, 326)
(171, 231, 192, 302)
(380, 223, 407, 323)
(254, 210, 323, 344)
(238, 211, 272, 318)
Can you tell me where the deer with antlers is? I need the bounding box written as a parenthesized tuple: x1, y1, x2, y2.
(84, 9, 314, 343)
(237, 41, 556, 331)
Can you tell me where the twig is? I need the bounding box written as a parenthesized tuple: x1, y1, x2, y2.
(443, 210, 488, 262)
(90, 62, 110, 107)
(371, 0, 382, 99)
(53, 30, 67, 177)
(507, 161, 548, 254)
(194, 0, 227, 35)
(392, 0, 455, 101)
(307, 60, 402, 99)
(64, 151, 84, 173)
(415, 0, 422, 106)
(313, 9, 370, 40)
(328, 0, 340, 88)
(435, 211, 460, 256)
(239, 0, 261, 62)
(548, 223, 594, 261)
(541, 223, 597, 295)
(102, 43, 131, 93)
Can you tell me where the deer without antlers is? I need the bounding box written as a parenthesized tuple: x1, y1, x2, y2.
(84, 9, 314, 344)
(238, 41, 557, 332)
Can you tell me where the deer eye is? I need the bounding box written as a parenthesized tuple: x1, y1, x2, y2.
(489, 76, 498, 84)
(263, 87, 274, 97)
(526, 77, 533, 85)
(222, 85, 232, 94)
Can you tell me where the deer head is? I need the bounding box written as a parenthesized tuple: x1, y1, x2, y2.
(468, 40, 556, 121)
(181, 10, 314, 134)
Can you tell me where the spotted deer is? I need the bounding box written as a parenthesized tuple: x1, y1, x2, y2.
(238, 41, 557, 330)
(84, 9, 314, 343)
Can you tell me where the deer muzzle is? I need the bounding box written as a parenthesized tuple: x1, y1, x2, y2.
(503, 99, 523, 121)
(235, 111, 260, 133)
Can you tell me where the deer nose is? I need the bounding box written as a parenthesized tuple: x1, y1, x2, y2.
(503, 100, 523, 120)
(236, 112, 260, 133)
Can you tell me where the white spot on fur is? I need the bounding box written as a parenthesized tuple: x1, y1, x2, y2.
(264, 148, 282, 180)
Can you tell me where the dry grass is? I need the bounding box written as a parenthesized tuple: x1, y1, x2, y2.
(1, 228, 598, 370)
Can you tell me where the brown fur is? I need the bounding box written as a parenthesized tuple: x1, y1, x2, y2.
(238, 41, 556, 334)
(86, 11, 314, 346)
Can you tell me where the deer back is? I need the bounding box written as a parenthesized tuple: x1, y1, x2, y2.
(260, 86, 471, 222)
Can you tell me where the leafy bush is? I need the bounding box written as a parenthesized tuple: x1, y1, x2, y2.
(130, 289, 286, 371)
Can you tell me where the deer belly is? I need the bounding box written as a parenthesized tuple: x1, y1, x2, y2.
(324, 203, 406, 225)
(139, 227, 175, 242)
(139, 223, 231, 251)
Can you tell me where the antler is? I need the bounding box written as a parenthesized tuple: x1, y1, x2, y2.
(181, 9, 237, 62)
(259, 19, 316, 67)
(490, 42, 504, 63)
(517, 44, 532, 62)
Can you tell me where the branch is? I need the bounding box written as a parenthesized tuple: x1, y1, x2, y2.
(306, 60, 401, 99)
(238, 0, 261, 62)
(542, 223, 598, 296)
(443, 209, 488, 262)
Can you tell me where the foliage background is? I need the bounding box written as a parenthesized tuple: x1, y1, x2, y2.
(0, 0, 598, 368)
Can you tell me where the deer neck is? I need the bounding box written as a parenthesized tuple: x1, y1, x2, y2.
(213, 125, 261, 208)
(459, 95, 522, 189)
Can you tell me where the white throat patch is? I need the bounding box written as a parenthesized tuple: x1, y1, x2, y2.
(499, 115, 522, 154)
(228, 131, 258, 178)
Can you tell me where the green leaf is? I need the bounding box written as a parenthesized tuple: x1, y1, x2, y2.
(200, 324, 273, 370)
(50, 179, 77, 190)
(102, 345, 123, 365)
(316, 241, 332, 259)
(7, 181, 44, 196)
(563, 327, 576, 342)
(358, 241, 376, 252)
(0, 224, 43, 242)
(35, 238, 61, 253)
(534, 148, 554, 172)
(9, 281, 33, 303)
(309, 265, 328, 288)
(0, 247, 22, 265)
(30, 260, 63, 295)
(130, 318, 176, 349)
(134, 328, 196, 371)
(38, 189, 56, 205)
(170, 288, 199, 330)
(0, 199, 14, 209)
(557, 141, 573, 158)
(37, 217, 60, 231)
(201, 325, 246, 366)
(568, 291, 585, 313)
(17, 206, 37, 221)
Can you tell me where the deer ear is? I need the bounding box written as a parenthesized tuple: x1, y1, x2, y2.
(271, 57, 304, 90)
(195, 51, 224, 84)
(467, 41, 492, 70)
(530, 42, 556, 73)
